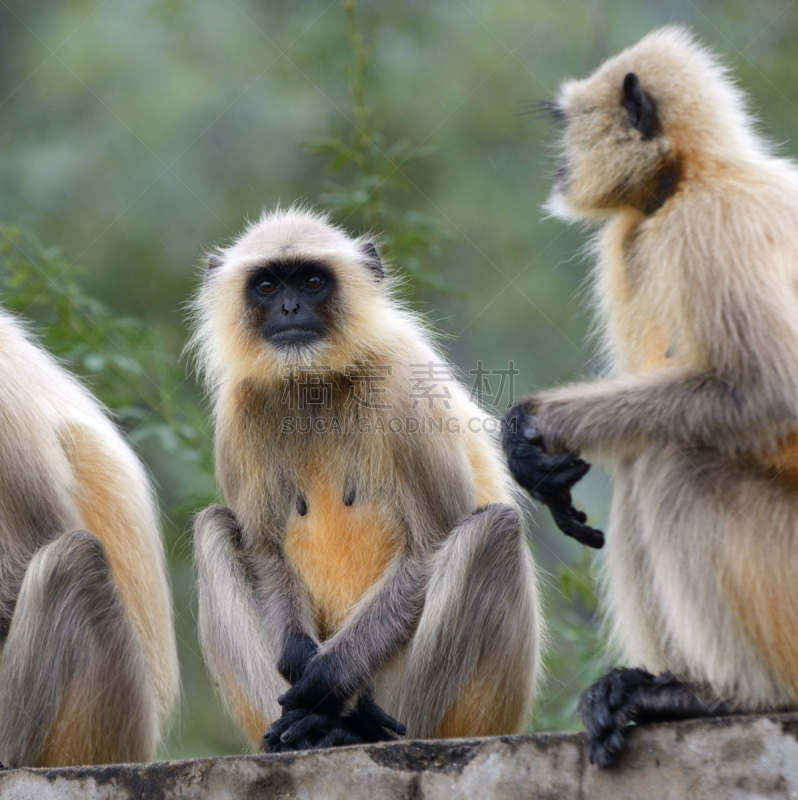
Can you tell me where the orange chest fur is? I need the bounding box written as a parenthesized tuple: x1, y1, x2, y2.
(759, 431, 798, 486)
(284, 479, 401, 639)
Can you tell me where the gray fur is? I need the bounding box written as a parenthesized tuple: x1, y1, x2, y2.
(384, 504, 539, 738)
(194, 506, 289, 729)
(191, 208, 540, 744)
(0, 309, 178, 766)
(0, 530, 156, 767)
(530, 27, 798, 712)
(601, 444, 793, 708)
(316, 550, 429, 700)
(534, 369, 795, 459)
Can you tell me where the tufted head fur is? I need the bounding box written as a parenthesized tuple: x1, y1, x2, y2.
(190, 207, 427, 394)
(545, 26, 769, 220)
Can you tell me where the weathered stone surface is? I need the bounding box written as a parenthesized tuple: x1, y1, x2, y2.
(1, 713, 797, 799)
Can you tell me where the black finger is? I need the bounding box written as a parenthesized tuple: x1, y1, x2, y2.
(262, 728, 279, 746)
(262, 707, 312, 746)
(280, 712, 331, 744)
(549, 501, 605, 548)
(566, 522, 604, 549)
(544, 459, 591, 489)
(503, 403, 541, 444)
(358, 698, 407, 736)
(575, 523, 604, 549)
(262, 722, 296, 751)
(548, 499, 578, 529)
(263, 718, 287, 744)
(349, 714, 397, 743)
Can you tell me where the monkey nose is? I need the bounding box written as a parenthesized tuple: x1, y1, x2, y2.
(282, 301, 301, 315)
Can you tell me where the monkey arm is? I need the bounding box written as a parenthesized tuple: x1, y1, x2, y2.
(246, 543, 320, 685)
(277, 553, 427, 715)
(528, 368, 796, 456)
(199, 505, 319, 685)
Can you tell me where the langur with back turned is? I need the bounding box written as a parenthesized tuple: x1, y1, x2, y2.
(191, 207, 541, 750)
(0, 310, 178, 767)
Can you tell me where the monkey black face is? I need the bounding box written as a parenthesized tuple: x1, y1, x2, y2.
(246, 261, 338, 348)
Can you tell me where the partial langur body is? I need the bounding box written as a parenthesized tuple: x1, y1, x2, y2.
(191, 208, 540, 750)
(0, 310, 178, 767)
(504, 27, 798, 767)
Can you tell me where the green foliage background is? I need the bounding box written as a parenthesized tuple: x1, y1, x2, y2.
(0, 0, 796, 758)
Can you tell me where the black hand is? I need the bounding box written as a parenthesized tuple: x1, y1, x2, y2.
(548, 497, 605, 549)
(579, 668, 654, 768)
(503, 403, 604, 549)
(277, 655, 347, 715)
(348, 693, 406, 741)
(502, 402, 588, 502)
(277, 632, 319, 685)
(262, 708, 366, 752)
(580, 668, 737, 768)
(262, 693, 406, 753)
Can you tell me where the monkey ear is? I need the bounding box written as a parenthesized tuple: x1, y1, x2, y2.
(206, 253, 223, 272)
(622, 72, 659, 140)
(361, 241, 385, 280)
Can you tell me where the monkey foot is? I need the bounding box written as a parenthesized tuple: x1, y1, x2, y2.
(579, 668, 657, 768)
(579, 668, 735, 768)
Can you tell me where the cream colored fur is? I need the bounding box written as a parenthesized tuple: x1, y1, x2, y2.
(0, 309, 178, 766)
(191, 207, 541, 745)
(529, 27, 798, 709)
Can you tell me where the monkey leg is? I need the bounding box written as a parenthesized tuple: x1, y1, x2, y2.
(194, 506, 285, 747)
(579, 668, 737, 768)
(600, 459, 671, 674)
(588, 444, 798, 768)
(380, 504, 539, 740)
(0, 529, 157, 767)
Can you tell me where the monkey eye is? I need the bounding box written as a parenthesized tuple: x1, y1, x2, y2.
(257, 279, 278, 295)
(304, 275, 323, 291)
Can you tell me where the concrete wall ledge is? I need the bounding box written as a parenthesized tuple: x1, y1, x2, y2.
(2, 712, 797, 799)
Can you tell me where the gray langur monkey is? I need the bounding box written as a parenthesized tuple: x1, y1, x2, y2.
(504, 26, 798, 768)
(0, 309, 178, 767)
(190, 207, 541, 751)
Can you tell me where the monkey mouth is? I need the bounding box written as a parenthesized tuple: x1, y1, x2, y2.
(269, 328, 323, 347)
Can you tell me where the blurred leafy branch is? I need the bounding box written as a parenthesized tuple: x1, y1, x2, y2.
(0, 224, 214, 510)
(306, 0, 449, 296)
